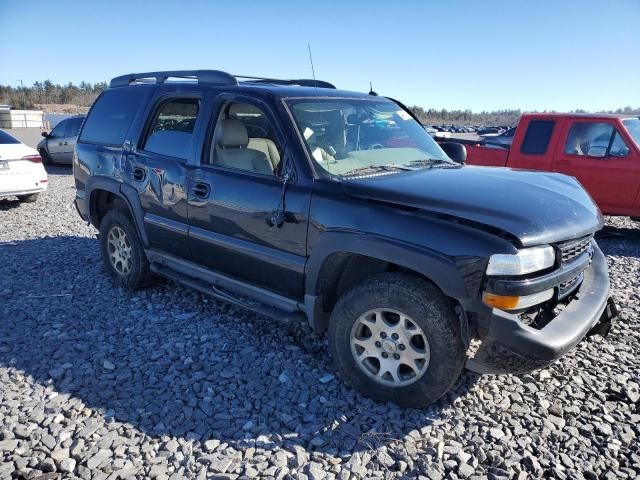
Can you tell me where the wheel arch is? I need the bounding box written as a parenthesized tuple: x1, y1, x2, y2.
(305, 232, 469, 332)
(86, 176, 149, 246)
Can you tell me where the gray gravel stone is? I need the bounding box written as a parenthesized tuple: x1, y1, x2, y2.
(1, 169, 639, 480)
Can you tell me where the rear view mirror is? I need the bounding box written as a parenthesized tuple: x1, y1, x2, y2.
(440, 142, 467, 164)
(587, 145, 607, 158)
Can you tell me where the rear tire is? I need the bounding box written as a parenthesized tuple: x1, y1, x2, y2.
(18, 193, 39, 203)
(99, 209, 154, 290)
(328, 273, 466, 408)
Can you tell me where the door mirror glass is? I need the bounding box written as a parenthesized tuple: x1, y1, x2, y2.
(587, 145, 607, 158)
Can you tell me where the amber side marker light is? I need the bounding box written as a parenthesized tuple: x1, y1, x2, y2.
(483, 289, 554, 311)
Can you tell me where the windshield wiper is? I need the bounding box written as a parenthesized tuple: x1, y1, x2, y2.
(404, 159, 457, 169)
(341, 164, 413, 176)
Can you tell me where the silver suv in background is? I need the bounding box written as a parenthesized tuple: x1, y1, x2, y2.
(37, 115, 85, 165)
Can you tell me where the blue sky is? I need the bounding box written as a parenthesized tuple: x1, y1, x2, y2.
(1, 0, 638, 112)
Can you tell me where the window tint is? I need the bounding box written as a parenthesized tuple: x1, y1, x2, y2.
(520, 120, 555, 154)
(209, 102, 281, 176)
(0, 130, 20, 144)
(564, 122, 614, 157)
(65, 117, 83, 137)
(80, 88, 147, 146)
(142, 98, 200, 159)
(49, 121, 66, 138)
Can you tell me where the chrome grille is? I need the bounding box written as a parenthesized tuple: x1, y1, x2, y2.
(558, 235, 592, 264)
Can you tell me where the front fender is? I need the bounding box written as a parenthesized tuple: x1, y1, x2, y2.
(305, 231, 470, 300)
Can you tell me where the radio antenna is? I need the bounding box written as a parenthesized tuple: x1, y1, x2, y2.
(307, 43, 317, 87)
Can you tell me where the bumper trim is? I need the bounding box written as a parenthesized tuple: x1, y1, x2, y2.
(467, 243, 615, 375)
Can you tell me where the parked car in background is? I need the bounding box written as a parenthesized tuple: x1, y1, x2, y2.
(481, 126, 517, 148)
(74, 69, 616, 407)
(0, 129, 47, 203)
(463, 113, 640, 219)
(37, 115, 85, 165)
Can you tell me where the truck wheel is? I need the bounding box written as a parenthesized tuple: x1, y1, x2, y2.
(328, 273, 466, 407)
(99, 209, 154, 290)
(18, 193, 39, 203)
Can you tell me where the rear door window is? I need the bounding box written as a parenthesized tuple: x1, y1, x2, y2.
(80, 88, 147, 146)
(520, 120, 555, 155)
(141, 98, 200, 160)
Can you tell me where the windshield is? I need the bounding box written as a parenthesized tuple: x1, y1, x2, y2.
(0, 130, 21, 144)
(623, 118, 640, 146)
(286, 98, 450, 176)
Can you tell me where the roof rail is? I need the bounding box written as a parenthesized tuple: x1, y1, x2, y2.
(109, 70, 336, 89)
(109, 70, 238, 88)
(235, 75, 336, 89)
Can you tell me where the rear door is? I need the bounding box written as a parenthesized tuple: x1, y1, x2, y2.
(552, 120, 640, 214)
(126, 93, 202, 258)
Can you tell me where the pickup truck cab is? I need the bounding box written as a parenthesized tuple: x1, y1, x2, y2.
(73, 71, 617, 407)
(464, 113, 640, 219)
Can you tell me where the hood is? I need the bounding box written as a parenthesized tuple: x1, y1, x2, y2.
(341, 165, 603, 247)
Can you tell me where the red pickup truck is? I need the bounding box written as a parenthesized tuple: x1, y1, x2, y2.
(462, 113, 640, 219)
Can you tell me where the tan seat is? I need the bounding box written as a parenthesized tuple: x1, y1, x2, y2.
(248, 138, 281, 170)
(212, 119, 273, 175)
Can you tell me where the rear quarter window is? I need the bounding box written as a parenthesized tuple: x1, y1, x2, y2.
(79, 88, 147, 146)
(520, 120, 555, 155)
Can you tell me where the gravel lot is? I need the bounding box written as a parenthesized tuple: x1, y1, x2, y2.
(1, 167, 639, 480)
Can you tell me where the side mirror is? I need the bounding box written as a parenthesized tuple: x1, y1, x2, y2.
(440, 142, 467, 164)
(587, 145, 607, 158)
(41, 132, 49, 138)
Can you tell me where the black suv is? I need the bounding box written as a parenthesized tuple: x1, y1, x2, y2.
(73, 70, 617, 407)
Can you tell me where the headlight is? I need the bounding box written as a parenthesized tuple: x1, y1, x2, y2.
(486, 246, 555, 276)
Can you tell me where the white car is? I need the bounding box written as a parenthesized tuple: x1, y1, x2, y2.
(0, 129, 48, 203)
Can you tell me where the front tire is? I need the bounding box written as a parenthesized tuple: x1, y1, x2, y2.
(18, 193, 39, 203)
(39, 148, 53, 165)
(328, 273, 466, 408)
(99, 209, 154, 290)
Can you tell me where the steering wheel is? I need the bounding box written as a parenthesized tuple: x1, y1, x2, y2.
(368, 143, 385, 150)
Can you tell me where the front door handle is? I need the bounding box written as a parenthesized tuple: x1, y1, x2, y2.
(132, 167, 146, 182)
(191, 182, 210, 198)
(63, 141, 69, 146)
(556, 159, 571, 166)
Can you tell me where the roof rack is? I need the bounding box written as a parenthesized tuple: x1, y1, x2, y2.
(109, 70, 238, 88)
(235, 75, 336, 89)
(109, 70, 336, 89)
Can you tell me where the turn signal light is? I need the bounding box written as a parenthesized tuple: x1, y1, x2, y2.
(483, 288, 554, 311)
(23, 154, 42, 163)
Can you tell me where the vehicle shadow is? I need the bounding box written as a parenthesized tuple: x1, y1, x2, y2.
(0, 235, 481, 456)
(596, 224, 640, 258)
(0, 198, 21, 211)
(44, 164, 73, 175)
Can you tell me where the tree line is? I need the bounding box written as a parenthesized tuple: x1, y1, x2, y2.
(1, 80, 639, 126)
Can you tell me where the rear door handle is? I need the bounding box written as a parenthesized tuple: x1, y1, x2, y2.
(191, 182, 210, 198)
(63, 142, 69, 146)
(132, 167, 146, 182)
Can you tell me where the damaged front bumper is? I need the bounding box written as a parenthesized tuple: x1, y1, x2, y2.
(467, 243, 617, 375)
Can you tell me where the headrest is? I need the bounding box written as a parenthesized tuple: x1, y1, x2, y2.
(216, 118, 248, 148)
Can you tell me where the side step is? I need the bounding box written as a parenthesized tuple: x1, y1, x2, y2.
(150, 262, 304, 323)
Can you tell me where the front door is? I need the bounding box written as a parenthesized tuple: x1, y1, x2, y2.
(553, 120, 640, 214)
(186, 98, 310, 299)
(126, 95, 202, 258)
(46, 120, 68, 162)
(61, 117, 83, 163)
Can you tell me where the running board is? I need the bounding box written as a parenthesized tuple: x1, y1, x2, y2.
(147, 250, 306, 323)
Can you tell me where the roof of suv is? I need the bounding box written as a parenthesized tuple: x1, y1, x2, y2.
(108, 69, 375, 100)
